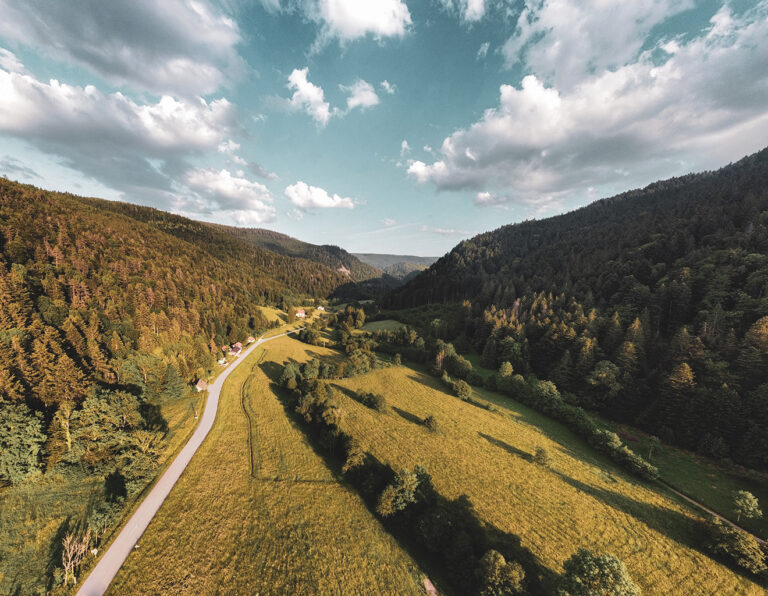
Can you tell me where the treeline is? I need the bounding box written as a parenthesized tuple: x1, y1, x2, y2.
(386, 148, 768, 470)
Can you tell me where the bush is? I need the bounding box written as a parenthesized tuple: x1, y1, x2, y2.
(477, 549, 526, 596)
(361, 392, 387, 412)
(422, 415, 439, 433)
(705, 517, 767, 575)
(466, 370, 485, 386)
(559, 549, 640, 596)
(453, 380, 473, 401)
(533, 447, 551, 467)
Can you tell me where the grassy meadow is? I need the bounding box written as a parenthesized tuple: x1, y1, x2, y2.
(361, 319, 407, 333)
(330, 364, 765, 595)
(108, 337, 424, 595)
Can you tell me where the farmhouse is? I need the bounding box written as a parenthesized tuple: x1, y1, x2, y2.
(247, 336, 256, 343)
(218, 357, 227, 366)
(295, 308, 306, 319)
(228, 342, 243, 356)
(195, 379, 208, 392)
(317, 306, 325, 312)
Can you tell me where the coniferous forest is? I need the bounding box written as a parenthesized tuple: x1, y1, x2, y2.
(387, 148, 768, 471)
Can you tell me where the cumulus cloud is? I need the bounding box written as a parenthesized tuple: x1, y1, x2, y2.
(0, 59, 240, 215)
(438, 0, 487, 23)
(409, 3, 768, 206)
(503, 0, 692, 90)
(185, 167, 276, 223)
(287, 67, 335, 126)
(309, 0, 412, 44)
(341, 79, 379, 110)
(476, 42, 490, 60)
(0, 0, 241, 96)
(400, 140, 411, 156)
(380, 80, 396, 94)
(285, 181, 356, 209)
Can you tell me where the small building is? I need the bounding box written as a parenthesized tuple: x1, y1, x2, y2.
(195, 379, 208, 392)
(228, 342, 243, 356)
(221, 345, 229, 352)
(295, 309, 306, 319)
(317, 306, 325, 312)
(247, 336, 256, 344)
(218, 357, 228, 366)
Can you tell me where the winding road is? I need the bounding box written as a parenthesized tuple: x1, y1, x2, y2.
(77, 329, 301, 596)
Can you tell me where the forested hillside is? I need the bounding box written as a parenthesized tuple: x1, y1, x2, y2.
(0, 178, 340, 492)
(210, 224, 382, 282)
(354, 253, 437, 280)
(388, 148, 768, 470)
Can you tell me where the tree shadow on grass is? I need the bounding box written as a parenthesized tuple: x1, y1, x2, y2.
(391, 406, 423, 425)
(478, 432, 533, 462)
(550, 469, 768, 588)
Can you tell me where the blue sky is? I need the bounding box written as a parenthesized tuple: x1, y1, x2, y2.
(0, 1, 767, 256)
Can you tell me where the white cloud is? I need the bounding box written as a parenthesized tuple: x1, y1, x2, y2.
(186, 168, 276, 223)
(287, 67, 334, 126)
(476, 41, 490, 60)
(380, 80, 396, 94)
(503, 0, 693, 90)
(400, 140, 411, 156)
(438, 0, 488, 23)
(311, 0, 412, 42)
(409, 3, 768, 206)
(0, 48, 26, 74)
(341, 79, 379, 110)
(285, 180, 356, 210)
(249, 161, 278, 180)
(0, 0, 241, 96)
(383, 217, 397, 226)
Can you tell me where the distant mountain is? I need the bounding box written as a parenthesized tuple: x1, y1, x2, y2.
(387, 147, 768, 471)
(353, 253, 438, 280)
(210, 225, 382, 282)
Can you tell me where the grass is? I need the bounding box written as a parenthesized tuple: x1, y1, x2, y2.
(256, 305, 287, 324)
(329, 364, 765, 595)
(361, 319, 407, 333)
(108, 337, 424, 595)
(599, 419, 768, 539)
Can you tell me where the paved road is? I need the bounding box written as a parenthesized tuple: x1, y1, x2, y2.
(77, 329, 301, 596)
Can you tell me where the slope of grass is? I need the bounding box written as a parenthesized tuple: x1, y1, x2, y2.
(108, 337, 424, 595)
(330, 365, 765, 595)
(601, 421, 768, 540)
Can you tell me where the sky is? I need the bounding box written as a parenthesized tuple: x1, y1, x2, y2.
(0, 1, 767, 256)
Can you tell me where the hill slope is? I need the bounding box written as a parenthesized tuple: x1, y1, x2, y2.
(388, 148, 768, 470)
(0, 179, 344, 592)
(210, 224, 382, 282)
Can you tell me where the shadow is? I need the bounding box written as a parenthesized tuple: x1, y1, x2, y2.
(105, 471, 127, 502)
(44, 515, 71, 590)
(479, 432, 532, 462)
(549, 470, 766, 587)
(392, 406, 422, 425)
(140, 402, 168, 433)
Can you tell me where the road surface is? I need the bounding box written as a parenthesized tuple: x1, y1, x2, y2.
(77, 329, 301, 596)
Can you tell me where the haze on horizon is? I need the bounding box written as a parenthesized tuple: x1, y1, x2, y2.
(0, 0, 766, 255)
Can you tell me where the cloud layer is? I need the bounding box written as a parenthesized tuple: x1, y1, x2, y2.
(409, 3, 768, 206)
(0, 0, 241, 96)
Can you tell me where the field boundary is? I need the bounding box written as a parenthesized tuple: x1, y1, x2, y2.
(241, 349, 267, 478)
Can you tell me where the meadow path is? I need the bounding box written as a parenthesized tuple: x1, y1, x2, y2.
(76, 328, 302, 596)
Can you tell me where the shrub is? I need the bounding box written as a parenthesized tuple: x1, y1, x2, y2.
(453, 380, 473, 401)
(361, 392, 387, 412)
(705, 517, 767, 575)
(534, 447, 551, 467)
(476, 549, 526, 596)
(559, 548, 640, 596)
(422, 415, 439, 433)
(467, 370, 485, 386)
(376, 468, 420, 517)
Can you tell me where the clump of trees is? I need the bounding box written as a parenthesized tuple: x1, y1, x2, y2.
(733, 490, 762, 523)
(360, 392, 387, 412)
(704, 517, 767, 576)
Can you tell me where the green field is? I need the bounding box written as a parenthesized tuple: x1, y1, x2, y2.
(108, 337, 425, 595)
(329, 365, 765, 595)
